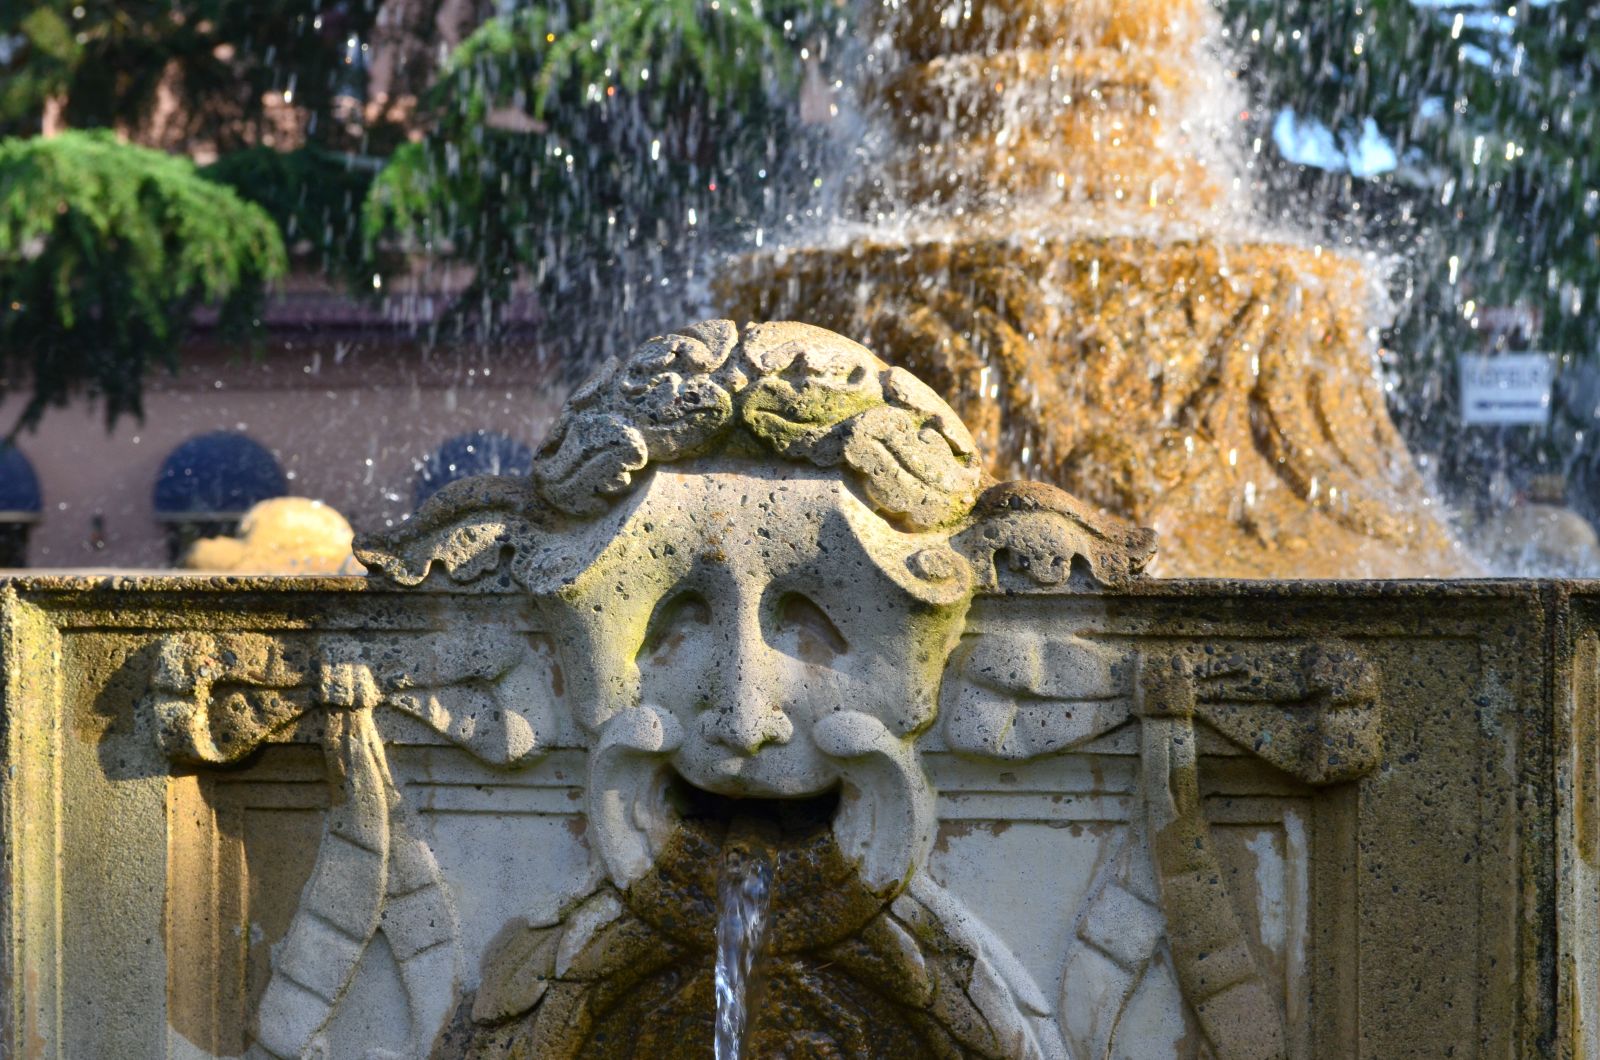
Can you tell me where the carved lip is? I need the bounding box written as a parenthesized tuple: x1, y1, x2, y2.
(668, 749, 841, 800)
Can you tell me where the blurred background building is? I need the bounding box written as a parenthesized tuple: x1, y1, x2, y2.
(1, 0, 1597, 572)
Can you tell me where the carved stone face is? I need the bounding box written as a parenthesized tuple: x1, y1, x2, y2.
(571, 459, 965, 793)
(559, 457, 972, 888)
(343, 322, 1158, 1059)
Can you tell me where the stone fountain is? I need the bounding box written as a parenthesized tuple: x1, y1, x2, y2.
(1, 321, 1593, 1058)
(723, 0, 1469, 578)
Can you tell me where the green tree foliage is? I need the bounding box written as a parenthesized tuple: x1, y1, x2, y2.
(0, 0, 834, 423)
(0, 130, 285, 429)
(0, 0, 398, 285)
(0, 0, 413, 427)
(203, 145, 381, 285)
(1231, 0, 1598, 339)
(364, 0, 829, 332)
(0, 0, 384, 149)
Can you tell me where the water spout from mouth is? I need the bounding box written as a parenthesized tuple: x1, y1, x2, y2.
(714, 817, 775, 1060)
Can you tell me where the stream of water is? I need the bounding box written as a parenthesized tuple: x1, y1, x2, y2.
(714, 835, 774, 1060)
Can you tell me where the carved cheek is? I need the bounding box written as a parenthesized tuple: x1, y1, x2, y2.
(770, 657, 854, 731)
(815, 616, 946, 737)
(634, 591, 719, 714)
(635, 657, 700, 716)
(870, 661, 938, 736)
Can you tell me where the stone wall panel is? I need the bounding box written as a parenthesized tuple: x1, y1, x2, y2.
(0, 579, 1587, 1057)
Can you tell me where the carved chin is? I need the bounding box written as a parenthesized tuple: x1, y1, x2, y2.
(586, 704, 934, 896)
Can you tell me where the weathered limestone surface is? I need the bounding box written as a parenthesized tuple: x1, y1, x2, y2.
(0, 321, 1594, 1058)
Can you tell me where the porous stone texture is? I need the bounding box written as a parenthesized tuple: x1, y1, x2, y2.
(0, 322, 1593, 1059)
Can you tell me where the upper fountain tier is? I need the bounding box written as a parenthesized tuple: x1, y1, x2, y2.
(724, 0, 1474, 577)
(855, 0, 1242, 229)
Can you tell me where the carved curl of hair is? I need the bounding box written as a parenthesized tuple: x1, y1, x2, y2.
(530, 320, 983, 532)
(357, 320, 1155, 591)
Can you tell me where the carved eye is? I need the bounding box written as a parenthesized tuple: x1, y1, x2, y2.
(639, 591, 712, 663)
(773, 592, 848, 666)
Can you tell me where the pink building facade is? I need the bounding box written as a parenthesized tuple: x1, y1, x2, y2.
(0, 328, 566, 569)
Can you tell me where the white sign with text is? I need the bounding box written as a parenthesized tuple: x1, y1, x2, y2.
(1459, 353, 1554, 426)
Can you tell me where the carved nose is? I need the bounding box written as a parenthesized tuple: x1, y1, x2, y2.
(702, 702, 794, 755)
(700, 606, 795, 755)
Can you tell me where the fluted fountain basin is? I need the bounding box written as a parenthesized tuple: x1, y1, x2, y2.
(724, 236, 1470, 579)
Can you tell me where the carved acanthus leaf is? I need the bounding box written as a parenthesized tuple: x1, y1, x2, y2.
(533, 413, 652, 517)
(841, 404, 983, 531)
(354, 475, 552, 591)
(955, 481, 1158, 591)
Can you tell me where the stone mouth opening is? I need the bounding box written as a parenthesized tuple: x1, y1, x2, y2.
(628, 774, 882, 956)
(663, 771, 843, 841)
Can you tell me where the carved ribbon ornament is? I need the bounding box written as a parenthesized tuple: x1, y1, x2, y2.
(947, 634, 1382, 1059)
(142, 629, 554, 1058)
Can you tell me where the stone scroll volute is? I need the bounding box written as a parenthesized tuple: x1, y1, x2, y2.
(140, 321, 1389, 1059)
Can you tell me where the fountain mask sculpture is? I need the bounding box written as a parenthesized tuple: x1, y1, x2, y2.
(137, 321, 1404, 1058)
(361, 319, 1152, 1058)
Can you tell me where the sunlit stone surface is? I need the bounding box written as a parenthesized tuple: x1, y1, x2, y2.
(724, 0, 1470, 577)
(0, 323, 1590, 1058)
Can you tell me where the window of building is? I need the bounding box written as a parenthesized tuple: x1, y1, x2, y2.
(0, 446, 42, 568)
(153, 432, 287, 564)
(414, 430, 534, 508)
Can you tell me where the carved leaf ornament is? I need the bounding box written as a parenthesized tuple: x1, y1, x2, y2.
(139, 322, 1384, 1060)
